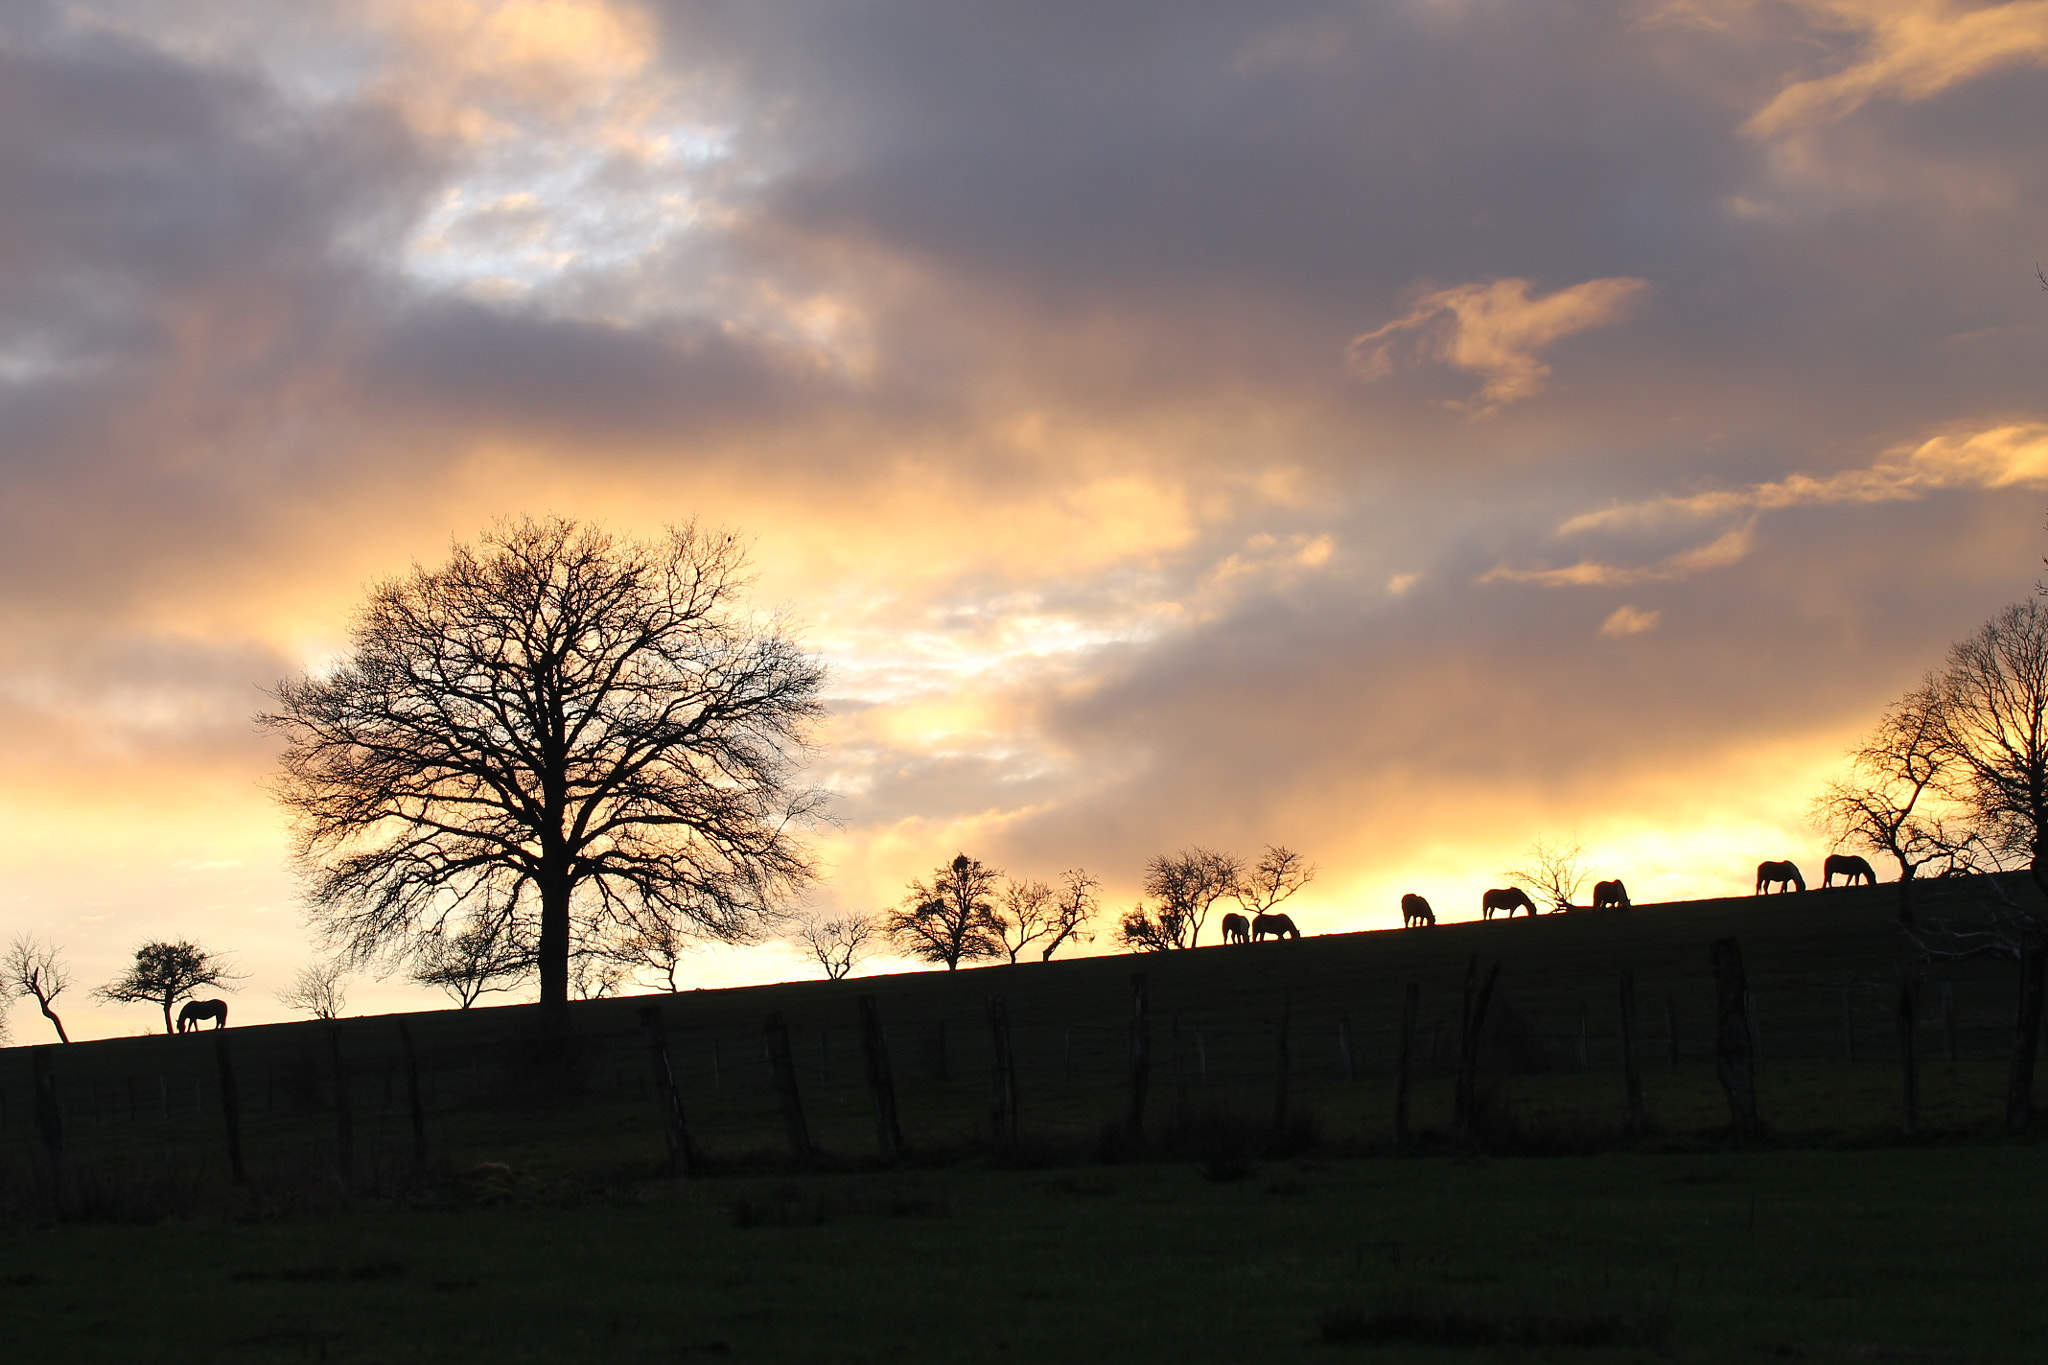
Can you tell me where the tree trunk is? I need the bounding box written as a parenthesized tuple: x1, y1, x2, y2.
(35, 996, 68, 1044)
(536, 871, 573, 1032)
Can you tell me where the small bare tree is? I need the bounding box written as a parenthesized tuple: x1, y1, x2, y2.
(275, 961, 350, 1019)
(1116, 847, 1242, 952)
(1232, 845, 1317, 918)
(410, 921, 533, 1008)
(1503, 839, 1590, 913)
(96, 940, 243, 1034)
(797, 913, 877, 980)
(883, 854, 1006, 970)
(4, 934, 73, 1043)
(606, 916, 693, 992)
(1000, 868, 1098, 963)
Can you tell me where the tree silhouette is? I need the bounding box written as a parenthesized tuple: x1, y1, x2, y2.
(3, 934, 73, 1043)
(997, 868, 1098, 963)
(262, 518, 826, 1033)
(275, 961, 349, 1019)
(409, 919, 534, 1009)
(797, 913, 877, 980)
(1503, 839, 1590, 913)
(884, 854, 1006, 970)
(96, 940, 241, 1034)
(1232, 845, 1316, 918)
(1116, 847, 1241, 951)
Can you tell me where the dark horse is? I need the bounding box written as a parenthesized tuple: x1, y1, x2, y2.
(1400, 893, 1434, 927)
(177, 999, 228, 1032)
(1220, 912, 1251, 944)
(1823, 853, 1877, 887)
(1251, 913, 1300, 940)
(1755, 860, 1805, 894)
(1482, 887, 1537, 919)
(1591, 879, 1630, 911)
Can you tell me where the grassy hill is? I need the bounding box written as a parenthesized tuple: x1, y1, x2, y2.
(6, 873, 2043, 1197)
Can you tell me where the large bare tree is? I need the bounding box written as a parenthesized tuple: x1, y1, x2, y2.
(1928, 600, 2048, 897)
(3, 934, 73, 1043)
(1231, 845, 1316, 919)
(997, 869, 1098, 963)
(262, 518, 827, 1032)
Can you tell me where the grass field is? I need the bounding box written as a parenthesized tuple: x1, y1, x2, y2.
(4, 876, 2046, 1360)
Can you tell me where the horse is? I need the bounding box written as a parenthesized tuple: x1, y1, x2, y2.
(1591, 879, 1630, 912)
(1400, 893, 1434, 927)
(1482, 887, 1537, 919)
(1755, 860, 1805, 894)
(1823, 853, 1876, 888)
(1251, 912, 1300, 941)
(177, 999, 228, 1032)
(1220, 912, 1251, 944)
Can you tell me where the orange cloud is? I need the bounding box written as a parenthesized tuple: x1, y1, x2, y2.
(1347, 276, 1648, 415)
(1481, 523, 1756, 588)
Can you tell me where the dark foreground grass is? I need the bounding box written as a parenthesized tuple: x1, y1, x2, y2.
(3, 1144, 2044, 1364)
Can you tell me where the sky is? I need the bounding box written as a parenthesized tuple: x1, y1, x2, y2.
(2, 0, 2045, 1041)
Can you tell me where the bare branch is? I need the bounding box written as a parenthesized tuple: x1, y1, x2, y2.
(796, 913, 877, 980)
(882, 853, 1006, 970)
(3, 934, 73, 1043)
(275, 961, 350, 1020)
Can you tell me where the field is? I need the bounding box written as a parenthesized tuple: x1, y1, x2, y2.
(4, 876, 2047, 1361)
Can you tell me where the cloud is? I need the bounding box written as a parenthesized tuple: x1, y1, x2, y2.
(1560, 423, 2048, 535)
(1346, 276, 1648, 414)
(1601, 605, 1662, 636)
(1481, 523, 1756, 588)
(1745, 0, 2048, 137)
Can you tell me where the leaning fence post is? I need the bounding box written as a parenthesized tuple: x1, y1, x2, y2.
(1897, 972, 1919, 1138)
(1126, 973, 1151, 1138)
(858, 995, 902, 1162)
(326, 1023, 355, 1190)
(1395, 980, 1419, 1149)
(1453, 958, 1500, 1141)
(987, 995, 1019, 1155)
(214, 1033, 247, 1185)
(2006, 945, 2046, 1132)
(763, 1012, 813, 1161)
(1271, 996, 1293, 1134)
(1710, 937, 1761, 1140)
(397, 1019, 429, 1168)
(639, 1005, 697, 1177)
(1618, 969, 1644, 1139)
(32, 1047, 63, 1170)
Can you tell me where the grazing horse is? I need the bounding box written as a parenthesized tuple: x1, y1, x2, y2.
(1251, 912, 1300, 941)
(1220, 912, 1251, 944)
(1823, 854, 1877, 888)
(177, 999, 228, 1032)
(1591, 879, 1630, 912)
(1482, 887, 1537, 919)
(1400, 893, 1435, 927)
(1755, 860, 1805, 894)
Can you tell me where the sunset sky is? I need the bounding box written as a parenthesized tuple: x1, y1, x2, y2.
(3, 0, 2046, 1039)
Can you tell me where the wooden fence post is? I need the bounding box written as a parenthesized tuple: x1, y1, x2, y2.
(1897, 973, 1919, 1138)
(1618, 969, 1644, 1139)
(1941, 982, 1956, 1064)
(2006, 945, 2047, 1132)
(1576, 1001, 1588, 1071)
(763, 1012, 813, 1162)
(1338, 1016, 1356, 1084)
(1665, 995, 1679, 1068)
(931, 1018, 950, 1085)
(1395, 980, 1419, 1150)
(326, 1023, 354, 1191)
(710, 1037, 723, 1099)
(1710, 937, 1761, 1140)
(987, 995, 1019, 1155)
(1842, 989, 1857, 1065)
(214, 1034, 247, 1185)
(1171, 1014, 1188, 1126)
(639, 1005, 696, 1177)
(397, 1019, 428, 1168)
(858, 995, 902, 1163)
(32, 1047, 63, 1170)
(1272, 996, 1293, 1133)
(1453, 959, 1501, 1142)
(1126, 973, 1151, 1138)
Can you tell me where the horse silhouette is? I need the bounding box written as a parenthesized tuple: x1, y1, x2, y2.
(1591, 879, 1630, 911)
(1400, 893, 1434, 927)
(1755, 860, 1805, 894)
(1220, 912, 1251, 944)
(1251, 912, 1300, 941)
(177, 999, 228, 1032)
(1482, 887, 1537, 919)
(1823, 854, 1876, 887)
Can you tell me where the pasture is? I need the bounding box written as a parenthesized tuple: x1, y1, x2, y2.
(3, 875, 2046, 1361)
